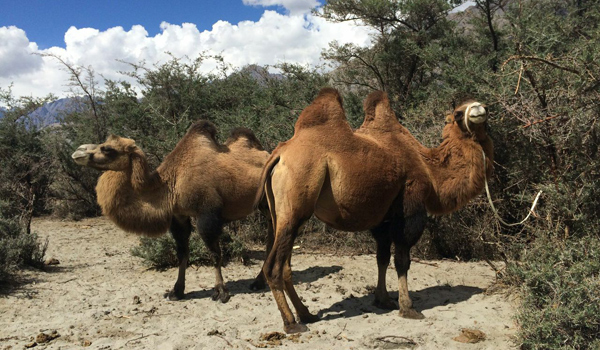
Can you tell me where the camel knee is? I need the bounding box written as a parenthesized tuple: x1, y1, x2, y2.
(262, 263, 284, 287)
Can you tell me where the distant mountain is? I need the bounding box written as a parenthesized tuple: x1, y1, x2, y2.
(0, 97, 84, 127)
(29, 97, 85, 127)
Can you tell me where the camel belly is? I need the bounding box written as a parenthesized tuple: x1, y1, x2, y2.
(314, 174, 400, 231)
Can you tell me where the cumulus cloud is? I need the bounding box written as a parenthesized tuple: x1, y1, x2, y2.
(242, 0, 319, 15)
(0, 26, 43, 78)
(0, 8, 374, 99)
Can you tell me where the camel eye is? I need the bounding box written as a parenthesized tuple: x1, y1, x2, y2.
(100, 146, 117, 156)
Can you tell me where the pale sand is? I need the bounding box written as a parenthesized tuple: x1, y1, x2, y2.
(0, 217, 517, 349)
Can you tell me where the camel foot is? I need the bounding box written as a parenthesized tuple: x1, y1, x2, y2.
(164, 289, 184, 301)
(284, 322, 309, 334)
(249, 278, 267, 291)
(373, 298, 397, 310)
(399, 308, 425, 319)
(298, 312, 319, 324)
(211, 285, 230, 303)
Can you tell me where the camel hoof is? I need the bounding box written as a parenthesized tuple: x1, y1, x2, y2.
(373, 299, 397, 310)
(164, 289, 184, 301)
(249, 279, 267, 291)
(298, 312, 319, 324)
(211, 287, 231, 303)
(284, 322, 309, 334)
(399, 308, 425, 320)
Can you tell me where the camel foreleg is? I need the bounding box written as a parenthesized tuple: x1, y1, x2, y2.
(166, 216, 192, 301)
(371, 226, 396, 310)
(197, 212, 230, 303)
(394, 209, 426, 319)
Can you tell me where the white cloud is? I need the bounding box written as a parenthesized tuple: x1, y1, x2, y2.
(0, 26, 43, 78)
(242, 0, 319, 15)
(0, 8, 374, 99)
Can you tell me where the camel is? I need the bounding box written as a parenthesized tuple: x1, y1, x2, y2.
(254, 88, 493, 333)
(72, 120, 273, 302)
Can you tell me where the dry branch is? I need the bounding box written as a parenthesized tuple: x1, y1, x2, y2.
(502, 55, 580, 75)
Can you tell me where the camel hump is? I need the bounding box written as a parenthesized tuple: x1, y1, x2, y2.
(294, 87, 349, 131)
(363, 90, 388, 118)
(187, 120, 218, 143)
(317, 87, 343, 105)
(226, 127, 264, 150)
(360, 90, 400, 130)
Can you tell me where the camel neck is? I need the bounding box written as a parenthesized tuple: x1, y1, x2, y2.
(423, 134, 493, 215)
(95, 151, 172, 236)
(129, 150, 163, 192)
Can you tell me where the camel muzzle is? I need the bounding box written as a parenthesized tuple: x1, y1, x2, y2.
(72, 144, 98, 165)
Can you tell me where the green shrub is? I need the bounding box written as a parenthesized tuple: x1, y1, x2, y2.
(0, 215, 47, 281)
(131, 230, 248, 269)
(508, 235, 600, 349)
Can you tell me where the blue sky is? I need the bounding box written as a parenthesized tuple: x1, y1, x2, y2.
(1, 0, 378, 98)
(2, 0, 273, 49)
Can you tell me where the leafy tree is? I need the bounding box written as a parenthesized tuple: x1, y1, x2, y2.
(0, 87, 50, 279)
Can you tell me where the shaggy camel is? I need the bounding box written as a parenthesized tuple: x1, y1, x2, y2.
(255, 88, 493, 333)
(72, 120, 273, 302)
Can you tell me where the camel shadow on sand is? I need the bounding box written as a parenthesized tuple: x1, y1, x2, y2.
(183, 265, 344, 300)
(317, 285, 484, 321)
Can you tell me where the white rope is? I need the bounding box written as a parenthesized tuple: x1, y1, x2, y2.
(463, 102, 480, 134)
(482, 149, 542, 226)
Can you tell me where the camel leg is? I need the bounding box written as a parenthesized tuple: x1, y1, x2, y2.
(249, 203, 274, 291)
(371, 224, 396, 310)
(394, 210, 426, 319)
(263, 222, 308, 334)
(283, 246, 319, 324)
(196, 212, 230, 303)
(166, 216, 192, 301)
(263, 156, 325, 333)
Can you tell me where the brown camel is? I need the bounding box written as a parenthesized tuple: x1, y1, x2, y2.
(72, 120, 273, 302)
(254, 88, 493, 333)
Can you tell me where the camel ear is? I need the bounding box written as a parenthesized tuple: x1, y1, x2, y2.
(120, 139, 137, 153)
(107, 134, 119, 142)
(445, 115, 454, 124)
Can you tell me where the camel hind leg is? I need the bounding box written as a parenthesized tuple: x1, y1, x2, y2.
(249, 198, 275, 291)
(196, 211, 230, 303)
(166, 215, 192, 301)
(283, 253, 319, 324)
(263, 160, 324, 333)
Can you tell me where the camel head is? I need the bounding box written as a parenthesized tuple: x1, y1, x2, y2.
(445, 101, 487, 137)
(72, 134, 138, 171)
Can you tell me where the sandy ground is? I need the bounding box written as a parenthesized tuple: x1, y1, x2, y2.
(1, 217, 518, 350)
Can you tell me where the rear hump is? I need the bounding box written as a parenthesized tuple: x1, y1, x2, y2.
(226, 127, 264, 150)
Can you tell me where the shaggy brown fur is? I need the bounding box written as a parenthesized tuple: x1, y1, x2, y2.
(72, 120, 273, 302)
(254, 88, 493, 333)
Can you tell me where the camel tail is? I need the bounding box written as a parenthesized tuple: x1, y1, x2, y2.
(253, 153, 281, 210)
